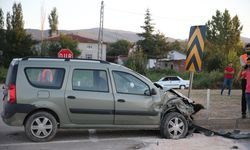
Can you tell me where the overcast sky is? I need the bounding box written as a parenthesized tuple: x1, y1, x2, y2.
(1, 0, 250, 39)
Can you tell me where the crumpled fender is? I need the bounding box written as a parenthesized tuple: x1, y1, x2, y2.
(162, 97, 195, 121)
(160, 89, 204, 122)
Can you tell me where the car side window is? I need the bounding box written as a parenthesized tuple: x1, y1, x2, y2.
(25, 68, 65, 89)
(171, 77, 179, 81)
(113, 71, 149, 95)
(72, 69, 109, 92)
(163, 77, 169, 81)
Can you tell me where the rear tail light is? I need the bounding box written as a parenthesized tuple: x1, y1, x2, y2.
(8, 84, 16, 104)
(2, 85, 5, 101)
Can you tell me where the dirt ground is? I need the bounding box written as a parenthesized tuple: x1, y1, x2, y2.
(180, 89, 242, 120)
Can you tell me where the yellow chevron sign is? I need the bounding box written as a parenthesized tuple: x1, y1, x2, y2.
(185, 26, 206, 72)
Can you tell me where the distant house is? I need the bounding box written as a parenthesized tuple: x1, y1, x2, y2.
(157, 50, 186, 72)
(46, 34, 106, 60)
(107, 55, 128, 65)
(128, 44, 187, 71)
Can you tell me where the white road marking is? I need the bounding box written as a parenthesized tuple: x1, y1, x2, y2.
(0, 137, 151, 147)
(88, 129, 98, 142)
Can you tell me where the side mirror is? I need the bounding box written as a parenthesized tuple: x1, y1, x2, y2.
(154, 83, 163, 90)
(144, 88, 157, 96)
(150, 88, 157, 95)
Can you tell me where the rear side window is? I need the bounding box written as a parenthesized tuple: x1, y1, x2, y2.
(171, 77, 179, 81)
(25, 68, 65, 89)
(5, 64, 18, 86)
(72, 69, 109, 92)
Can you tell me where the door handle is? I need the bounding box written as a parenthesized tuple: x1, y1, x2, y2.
(117, 99, 126, 103)
(67, 96, 76, 99)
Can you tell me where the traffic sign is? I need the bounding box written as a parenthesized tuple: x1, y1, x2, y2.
(58, 49, 74, 58)
(185, 26, 206, 72)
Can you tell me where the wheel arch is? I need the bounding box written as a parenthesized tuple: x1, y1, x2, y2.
(160, 97, 193, 122)
(23, 108, 60, 127)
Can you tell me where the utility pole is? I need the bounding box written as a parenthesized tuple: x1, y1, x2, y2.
(40, 2, 46, 56)
(98, 1, 104, 60)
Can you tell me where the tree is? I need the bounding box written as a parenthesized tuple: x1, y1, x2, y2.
(0, 8, 4, 64)
(0, 8, 4, 29)
(153, 32, 170, 57)
(137, 9, 170, 58)
(205, 9, 243, 71)
(137, 9, 154, 55)
(169, 40, 183, 51)
(107, 40, 131, 56)
(137, 8, 155, 57)
(48, 7, 58, 37)
(42, 34, 80, 57)
(125, 49, 147, 75)
(59, 34, 80, 56)
(3, 3, 35, 67)
(6, 12, 11, 31)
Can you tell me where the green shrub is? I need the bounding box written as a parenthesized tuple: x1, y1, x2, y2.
(192, 71, 224, 89)
(0, 67, 7, 83)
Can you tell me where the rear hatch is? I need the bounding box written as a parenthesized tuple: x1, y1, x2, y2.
(1, 59, 19, 117)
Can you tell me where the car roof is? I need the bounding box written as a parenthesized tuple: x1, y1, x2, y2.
(16, 57, 133, 72)
(163, 76, 180, 78)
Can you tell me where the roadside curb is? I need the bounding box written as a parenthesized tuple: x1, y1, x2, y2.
(193, 118, 250, 130)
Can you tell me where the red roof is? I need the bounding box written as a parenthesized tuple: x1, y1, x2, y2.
(47, 34, 98, 43)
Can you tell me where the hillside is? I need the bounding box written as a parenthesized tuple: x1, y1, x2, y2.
(26, 28, 250, 44)
(26, 28, 177, 43)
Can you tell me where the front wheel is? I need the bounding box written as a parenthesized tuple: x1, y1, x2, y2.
(160, 112, 188, 139)
(180, 85, 185, 89)
(25, 111, 58, 142)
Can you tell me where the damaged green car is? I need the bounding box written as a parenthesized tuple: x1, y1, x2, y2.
(2, 57, 203, 142)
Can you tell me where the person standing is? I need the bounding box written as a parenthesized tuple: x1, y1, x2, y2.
(241, 58, 250, 117)
(237, 65, 247, 118)
(221, 62, 235, 96)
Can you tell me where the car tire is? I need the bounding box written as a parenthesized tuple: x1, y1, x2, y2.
(180, 85, 185, 89)
(160, 112, 188, 139)
(25, 111, 58, 142)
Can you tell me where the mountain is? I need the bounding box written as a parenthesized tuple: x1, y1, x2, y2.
(26, 28, 250, 44)
(241, 36, 250, 44)
(26, 28, 176, 43)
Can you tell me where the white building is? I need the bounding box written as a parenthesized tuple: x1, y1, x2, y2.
(48, 34, 106, 60)
(157, 50, 187, 71)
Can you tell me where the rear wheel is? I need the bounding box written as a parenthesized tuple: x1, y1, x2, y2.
(160, 112, 188, 139)
(25, 111, 57, 142)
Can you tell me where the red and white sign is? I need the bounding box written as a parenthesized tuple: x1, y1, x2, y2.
(58, 49, 74, 58)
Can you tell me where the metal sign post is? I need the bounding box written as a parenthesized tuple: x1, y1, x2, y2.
(185, 25, 206, 98)
(187, 71, 194, 98)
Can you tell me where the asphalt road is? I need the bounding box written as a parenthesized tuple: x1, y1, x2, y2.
(0, 86, 249, 150)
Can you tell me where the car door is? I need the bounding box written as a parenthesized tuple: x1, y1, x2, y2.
(112, 71, 159, 125)
(65, 67, 114, 124)
(170, 77, 181, 88)
(161, 77, 174, 89)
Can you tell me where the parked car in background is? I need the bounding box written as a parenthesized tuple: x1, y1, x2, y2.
(155, 76, 189, 90)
